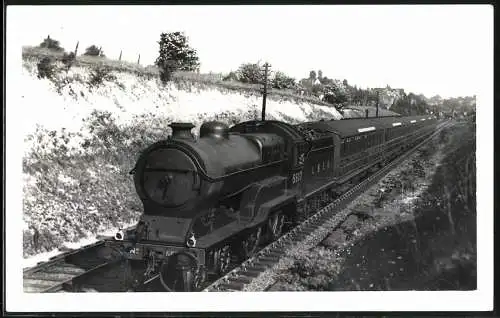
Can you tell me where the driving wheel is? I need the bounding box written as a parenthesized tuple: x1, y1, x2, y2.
(238, 227, 262, 260)
(268, 213, 285, 241)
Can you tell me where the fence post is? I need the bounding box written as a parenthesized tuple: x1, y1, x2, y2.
(74, 41, 79, 56)
(137, 54, 141, 65)
(118, 50, 122, 61)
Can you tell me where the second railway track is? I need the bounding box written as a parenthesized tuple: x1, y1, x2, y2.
(23, 228, 134, 293)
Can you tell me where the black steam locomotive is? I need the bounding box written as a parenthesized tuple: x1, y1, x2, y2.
(107, 114, 439, 291)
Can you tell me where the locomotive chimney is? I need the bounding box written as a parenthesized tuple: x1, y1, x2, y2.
(169, 122, 195, 140)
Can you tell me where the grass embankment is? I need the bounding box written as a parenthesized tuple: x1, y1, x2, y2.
(23, 46, 332, 107)
(22, 48, 346, 259)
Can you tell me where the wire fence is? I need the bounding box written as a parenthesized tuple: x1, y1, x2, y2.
(72, 40, 143, 65)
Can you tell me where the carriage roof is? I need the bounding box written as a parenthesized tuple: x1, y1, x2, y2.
(294, 116, 412, 138)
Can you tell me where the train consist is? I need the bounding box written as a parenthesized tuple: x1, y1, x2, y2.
(107, 114, 439, 291)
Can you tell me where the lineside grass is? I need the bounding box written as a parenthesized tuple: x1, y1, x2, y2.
(23, 46, 331, 107)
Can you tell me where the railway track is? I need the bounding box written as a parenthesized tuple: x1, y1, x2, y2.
(23, 228, 134, 293)
(202, 121, 452, 292)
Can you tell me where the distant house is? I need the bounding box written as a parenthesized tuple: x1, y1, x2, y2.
(300, 78, 321, 86)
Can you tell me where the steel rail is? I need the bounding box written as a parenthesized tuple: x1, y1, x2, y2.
(23, 227, 135, 293)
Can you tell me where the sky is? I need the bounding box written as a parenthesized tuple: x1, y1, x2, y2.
(8, 5, 493, 98)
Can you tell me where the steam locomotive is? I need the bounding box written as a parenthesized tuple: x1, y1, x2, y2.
(107, 114, 439, 291)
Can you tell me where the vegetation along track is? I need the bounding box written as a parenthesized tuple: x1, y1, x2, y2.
(203, 121, 453, 292)
(23, 227, 134, 293)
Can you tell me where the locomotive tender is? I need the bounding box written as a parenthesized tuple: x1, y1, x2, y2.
(108, 114, 438, 291)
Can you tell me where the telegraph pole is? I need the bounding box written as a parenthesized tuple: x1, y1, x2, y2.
(260, 62, 271, 121)
(376, 90, 380, 118)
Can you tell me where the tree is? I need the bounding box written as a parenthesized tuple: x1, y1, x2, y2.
(392, 97, 411, 116)
(319, 75, 334, 86)
(347, 85, 365, 106)
(317, 70, 323, 80)
(389, 91, 431, 116)
(322, 80, 351, 108)
(38, 35, 64, 52)
(84, 45, 105, 57)
(155, 32, 201, 83)
(272, 71, 296, 89)
(236, 63, 262, 84)
(309, 70, 317, 81)
(365, 89, 379, 106)
(222, 71, 239, 82)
